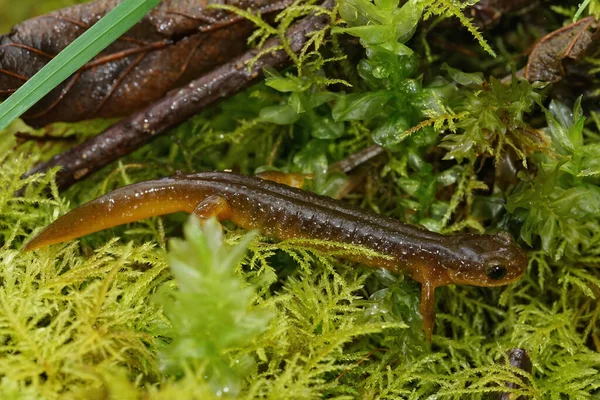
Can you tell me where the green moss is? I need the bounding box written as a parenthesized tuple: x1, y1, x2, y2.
(2, 0, 600, 398)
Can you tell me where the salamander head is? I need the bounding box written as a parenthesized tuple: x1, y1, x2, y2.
(445, 231, 528, 287)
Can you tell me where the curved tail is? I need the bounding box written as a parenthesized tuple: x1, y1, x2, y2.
(23, 179, 207, 251)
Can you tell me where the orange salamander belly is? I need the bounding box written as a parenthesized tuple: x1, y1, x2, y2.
(24, 171, 528, 342)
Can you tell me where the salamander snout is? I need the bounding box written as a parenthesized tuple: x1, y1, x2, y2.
(447, 231, 528, 287)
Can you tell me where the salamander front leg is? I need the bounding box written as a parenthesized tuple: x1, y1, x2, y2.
(193, 195, 233, 221)
(420, 282, 436, 343)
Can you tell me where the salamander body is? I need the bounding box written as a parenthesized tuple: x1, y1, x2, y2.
(24, 171, 528, 341)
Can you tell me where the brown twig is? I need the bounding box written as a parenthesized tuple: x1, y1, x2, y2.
(23, 0, 334, 191)
(329, 145, 386, 174)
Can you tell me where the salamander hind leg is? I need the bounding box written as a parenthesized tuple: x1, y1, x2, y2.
(193, 195, 232, 221)
(193, 195, 233, 221)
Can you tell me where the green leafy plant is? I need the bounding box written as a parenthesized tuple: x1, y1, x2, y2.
(332, 0, 429, 149)
(439, 73, 547, 164)
(507, 99, 600, 259)
(154, 217, 271, 395)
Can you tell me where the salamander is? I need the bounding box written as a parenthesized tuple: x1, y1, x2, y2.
(23, 171, 528, 342)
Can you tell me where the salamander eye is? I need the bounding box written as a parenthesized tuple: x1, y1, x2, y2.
(485, 262, 507, 280)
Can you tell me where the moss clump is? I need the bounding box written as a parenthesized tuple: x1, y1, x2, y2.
(2, 0, 600, 398)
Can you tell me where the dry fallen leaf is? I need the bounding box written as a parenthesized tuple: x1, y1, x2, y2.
(525, 16, 598, 83)
(0, 0, 288, 127)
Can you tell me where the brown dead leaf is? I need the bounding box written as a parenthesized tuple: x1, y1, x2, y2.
(525, 16, 598, 82)
(0, 0, 288, 127)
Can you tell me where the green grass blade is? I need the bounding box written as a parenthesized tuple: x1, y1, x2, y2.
(0, 0, 161, 131)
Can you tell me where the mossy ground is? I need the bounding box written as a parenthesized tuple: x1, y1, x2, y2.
(1, 0, 600, 398)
